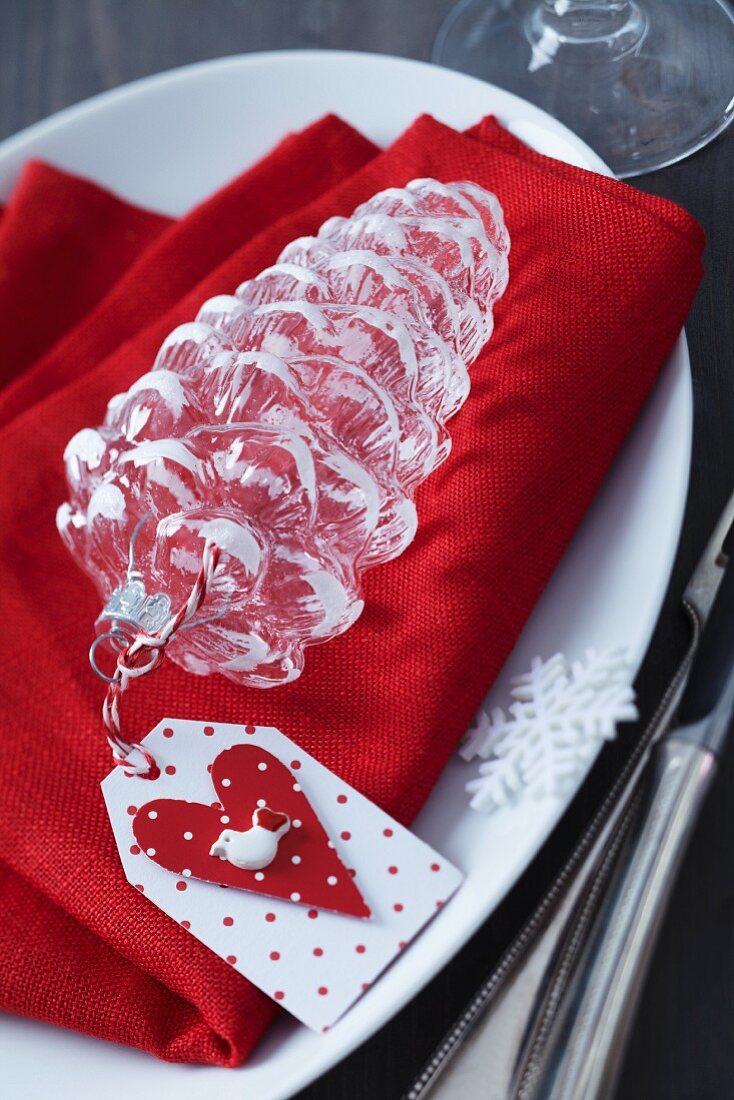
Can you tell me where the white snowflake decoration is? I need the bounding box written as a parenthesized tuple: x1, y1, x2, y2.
(461, 648, 638, 814)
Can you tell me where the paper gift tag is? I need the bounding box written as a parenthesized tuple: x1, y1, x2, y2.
(102, 720, 463, 1031)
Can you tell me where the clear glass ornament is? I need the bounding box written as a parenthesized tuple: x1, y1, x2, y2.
(59, 179, 510, 687)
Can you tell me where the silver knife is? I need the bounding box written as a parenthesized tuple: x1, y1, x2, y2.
(520, 488, 734, 1100)
(405, 487, 734, 1100)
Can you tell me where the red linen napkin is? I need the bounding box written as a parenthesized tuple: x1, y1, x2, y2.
(0, 114, 377, 427)
(0, 113, 704, 1067)
(0, 162, 171, 385)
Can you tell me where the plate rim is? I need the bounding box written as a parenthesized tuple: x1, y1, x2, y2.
(0, 48, 614, 181)
(0, 47, 692, 1100)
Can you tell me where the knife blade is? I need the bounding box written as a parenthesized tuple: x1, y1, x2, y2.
(405, 486, 734, 1100)
(522, 491, 734, 1100)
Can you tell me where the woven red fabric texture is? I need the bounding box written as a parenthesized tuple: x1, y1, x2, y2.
(0, 113, 704, 1066)
(0, 162, 171, 386)
(0, 115, 377, 428)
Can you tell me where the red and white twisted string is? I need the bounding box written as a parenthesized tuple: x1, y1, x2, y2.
(102, 540, 220, 778)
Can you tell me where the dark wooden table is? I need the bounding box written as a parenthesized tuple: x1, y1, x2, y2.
(2, 3, 733, 1098)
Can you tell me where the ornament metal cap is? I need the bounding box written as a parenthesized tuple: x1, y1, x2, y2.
(89, 512, 171, 681)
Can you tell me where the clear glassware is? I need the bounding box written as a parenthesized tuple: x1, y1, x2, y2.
(59, 179, 510, 688)
(433, 0, 734, 178)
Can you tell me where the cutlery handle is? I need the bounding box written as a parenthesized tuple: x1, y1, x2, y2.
(676, 543, 734, 750)
(527, 546, 734, 1100)
(527, 736, 716, 1100)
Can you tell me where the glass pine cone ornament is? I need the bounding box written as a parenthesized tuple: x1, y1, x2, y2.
(58, 179, 510, 686)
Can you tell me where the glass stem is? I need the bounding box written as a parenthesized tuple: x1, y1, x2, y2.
(529, 0, 647, 59)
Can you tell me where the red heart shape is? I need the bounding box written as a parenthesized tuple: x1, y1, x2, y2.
(133, 745, 370, 918)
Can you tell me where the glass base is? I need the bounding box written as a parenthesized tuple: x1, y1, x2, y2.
(433, 0, 734, 177)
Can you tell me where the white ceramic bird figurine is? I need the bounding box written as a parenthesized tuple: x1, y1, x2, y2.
(209, 806, 291, 871)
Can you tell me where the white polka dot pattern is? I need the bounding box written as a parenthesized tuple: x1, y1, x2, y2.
(102, 719, 463, 1031)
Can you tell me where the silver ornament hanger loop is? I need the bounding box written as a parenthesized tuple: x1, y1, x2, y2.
(97, 537, 221, 779)
(88, 513, 172, 682)
(85, 513, 222, 778)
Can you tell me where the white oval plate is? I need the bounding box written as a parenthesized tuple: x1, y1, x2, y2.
(0, 51, 691, 1100)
